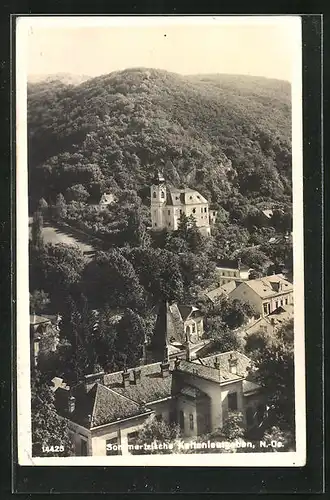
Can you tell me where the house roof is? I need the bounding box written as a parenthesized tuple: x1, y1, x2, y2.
(216, 259, 250, 271)
(103, 363, 173, 405)
(56, 351, 256, 429)
(205, 280, 241, 302)
(177, 305, 201, 321)
(261, 209, 273, 219)
(243, 380, 261, 395)
(241, 275, 293, 299)
(30, 314, 52, 326)
(166, 188, 208, 206)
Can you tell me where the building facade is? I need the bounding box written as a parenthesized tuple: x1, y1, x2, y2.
(229, 274, 294, 317)
(150, 171, 212, 236)
(53, 350, 262, 456)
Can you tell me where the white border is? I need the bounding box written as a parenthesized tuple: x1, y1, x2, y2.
(16, 15, 305, 467)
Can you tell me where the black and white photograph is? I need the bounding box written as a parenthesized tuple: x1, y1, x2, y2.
(16, 15, 305, 466)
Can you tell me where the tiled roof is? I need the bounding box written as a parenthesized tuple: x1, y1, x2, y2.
(166, 188, 208, 206)
(177, 304, 201, 321)
(91, 385, 146, 427)
(180, 385, 207, 399)
(205, 280, 240, 302)
(103, 363, 173, 405)
(176, 359, 222, 383)
(242, 275, 293, 299)
(243, 379, 261, 395)
(196, 351, 252, 383)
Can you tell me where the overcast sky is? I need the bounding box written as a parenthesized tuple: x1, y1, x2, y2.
(23, 17, 301, 82)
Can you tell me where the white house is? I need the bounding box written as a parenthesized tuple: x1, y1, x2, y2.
(150, 171, 212, 236)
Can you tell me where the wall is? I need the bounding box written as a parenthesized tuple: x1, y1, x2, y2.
(68, 420, 92, 456)
(220, 380, 245, 425)
(147, 398, 172, 423)
(175, 394, 198, 438)
(230, 283, 263, 315)
(151, 183, 167, 229)
(91, 413, 152, 456)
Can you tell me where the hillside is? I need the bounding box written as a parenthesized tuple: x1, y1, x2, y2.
(27, 68, 292, 210)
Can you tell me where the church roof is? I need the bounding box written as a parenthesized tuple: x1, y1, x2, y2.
(166, 188, 208, 206)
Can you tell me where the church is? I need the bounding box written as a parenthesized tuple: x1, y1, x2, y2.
(150, 171, 214, 236)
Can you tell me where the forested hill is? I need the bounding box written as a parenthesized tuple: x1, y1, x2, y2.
(28, 68, 292, 210)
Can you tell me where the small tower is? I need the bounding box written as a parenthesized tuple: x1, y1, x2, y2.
(151, 170, 167, 230)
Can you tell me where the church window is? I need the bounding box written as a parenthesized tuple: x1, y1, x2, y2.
(161, 191, 165, 198)
(204, 207, 207, 213)
(192, 208, 196, 214)
(153, 192, 156, 198)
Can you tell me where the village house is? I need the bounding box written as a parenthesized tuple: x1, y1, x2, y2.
(243, 303, 293, 339)
(53, 348, 263, 456)
(99, 192, 116, 207)
(228, 274, 293, 317)
(150, 171, 214, 236)
(147, 301, 213, 363)
(214, 258, 251, 285)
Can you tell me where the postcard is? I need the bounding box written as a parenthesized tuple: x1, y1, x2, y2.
(16, 15, 305, 466)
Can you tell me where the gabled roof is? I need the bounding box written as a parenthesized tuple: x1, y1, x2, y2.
(196, 351, 252, 383)
(91, 385, 147, 427)
(240, 275, 293, 299)
(177, 304, 201, 321)
(166, 188, 208, 206)
(205, 280, 240, 302)
(103, 363, 173, 406)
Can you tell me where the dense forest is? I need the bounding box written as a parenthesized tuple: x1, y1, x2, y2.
(28, 68, 292, 212)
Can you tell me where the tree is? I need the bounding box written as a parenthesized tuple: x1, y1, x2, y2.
(38, 197, 48, 213)
(131, 415, 182, 455)
(208, 323, 243, 353)
(31, 371, 73, 457)
(54, 193, 67, 220)
(123, 247, 184, 304)
(220, 411, 245, 440)
(253, 319, 294, 431)
(262, 425, 295, 452)
(66, 184, 90, 203)
(29, 243, 86, 302)
(115, 308, 146, 369)
(31, 210, 44, 248)
(29, 289, 50, 313)
(83, 250, 145, 310)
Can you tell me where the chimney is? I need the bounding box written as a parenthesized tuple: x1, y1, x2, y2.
(133, 369, 141, 384)
(122, 368, 130, 388)
(84, 371, 105, 392)
(214, 357, 220, 370)
(160, 360, 170, 378)
(228, 353, 238, 375)
(68, 395, 76, 413)
(174, 357, 181, 370)
(185, 341, 192, 362)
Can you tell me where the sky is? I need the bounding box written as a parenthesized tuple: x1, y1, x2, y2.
(23, 17, 301, 82)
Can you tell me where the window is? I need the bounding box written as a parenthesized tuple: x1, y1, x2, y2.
(154, 222, 157, 227)
(275, 301, 279, 309)
(161, 191, 165, 198)
(189, 414, 194, 430)
(153, 192, 156, 198)
(106, 436, 121, 456)
(185, 325, 191, 335)
(192, 208, 196, 214)
(228, 392, 238, 411)
(285, 298, 288, 305)
(180, 209, 182, 215)
(179, 410, 184, 430)
(192, 323, 196, 333)
(80, 438, 88, 456)
(263, 303, 269, 315)
(201, 207, 203, 213)
(168, 210, 170, 215)
(127, 431, 138, 448)
(204, 207, 207, 213)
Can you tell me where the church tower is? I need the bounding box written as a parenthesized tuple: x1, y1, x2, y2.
(151, 170, 166, 230)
